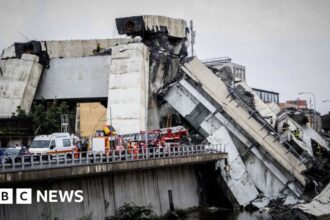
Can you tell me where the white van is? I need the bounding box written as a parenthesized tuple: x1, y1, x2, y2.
(29, 133, 79, 155)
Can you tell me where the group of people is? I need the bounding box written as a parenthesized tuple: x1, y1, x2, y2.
(282, 122, 302, 140)
(77, 139, 88, 152)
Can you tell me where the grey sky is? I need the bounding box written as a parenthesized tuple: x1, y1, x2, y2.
(1, 0, 329, 113)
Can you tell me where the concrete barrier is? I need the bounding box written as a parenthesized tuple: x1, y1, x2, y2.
(0, 153, 226, 184)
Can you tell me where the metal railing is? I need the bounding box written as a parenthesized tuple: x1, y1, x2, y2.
(202, 57, 232, 66)
(227, 87, 306, 162)
(0, 144, 225, 173)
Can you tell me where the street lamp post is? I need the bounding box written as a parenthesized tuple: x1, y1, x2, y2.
(323, 100, 330, 115)
(298, 92, 317, 130)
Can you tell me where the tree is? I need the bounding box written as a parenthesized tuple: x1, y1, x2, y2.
(28, 100, 71, 135)
(15, 106, 27, 118)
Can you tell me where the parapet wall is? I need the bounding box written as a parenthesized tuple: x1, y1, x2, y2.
(0, 166, 200, 220)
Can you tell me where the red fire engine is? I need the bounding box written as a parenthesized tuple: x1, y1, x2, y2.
(91, 126, 191, 157)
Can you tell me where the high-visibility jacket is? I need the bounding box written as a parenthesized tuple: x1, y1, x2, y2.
(133, 144, 139, 159)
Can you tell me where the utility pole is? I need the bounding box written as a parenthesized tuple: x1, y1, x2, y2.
(323, 100, 330, 114)
(190, 20, 196, 56)
(61, 114, 69, 133)
(18, 31, 29, 41)
(299, 92, 317, 130)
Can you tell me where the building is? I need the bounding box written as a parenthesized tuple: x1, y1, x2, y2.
(279, 100, 323, 132)
(0, 117, 34, 148)
(252, 88, 279, 104)
(322, 112, 330, 137)
(279, 100, 308, 110)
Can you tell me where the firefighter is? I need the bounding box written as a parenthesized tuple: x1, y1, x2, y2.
(81, 140, 88, 157)
(132, 142, 139, 160)
(93, 43, 101, 54)
(127, 141, 132, 154)
(282, 122, 289, 133)
(293, 129, 301, 140)
(312, 141, 323, 156)
(316, 143, 323, 156)
(225, 165, 231, 179)
(224, 159, 231, 179)
(73, 145, 80, 159)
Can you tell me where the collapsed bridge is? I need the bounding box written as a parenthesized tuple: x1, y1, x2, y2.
(0, 14, 329, 219)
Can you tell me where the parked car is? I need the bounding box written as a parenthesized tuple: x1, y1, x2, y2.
(2, 147, 32, 164)
(0, 148, 5, 164)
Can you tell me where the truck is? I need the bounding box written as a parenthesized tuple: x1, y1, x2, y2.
(87, 126, 191, 159)
(122, 126, 191, 153)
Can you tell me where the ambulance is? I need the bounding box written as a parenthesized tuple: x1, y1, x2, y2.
(29, 133, 79, 155)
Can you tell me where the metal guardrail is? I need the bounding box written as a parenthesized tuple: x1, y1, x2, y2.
(202, 57, 232, 65)
(0, 144, 226, 173)
(227, 88, 305, 162)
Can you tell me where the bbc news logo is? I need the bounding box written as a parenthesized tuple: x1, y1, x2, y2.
(0, 188, 83, 204)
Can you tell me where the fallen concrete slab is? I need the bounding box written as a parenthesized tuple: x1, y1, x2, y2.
(163, 79, 302, 198)
(181, 57, 307, 186)
(293, 182, 330, 219)
(209, 127, 259, 206)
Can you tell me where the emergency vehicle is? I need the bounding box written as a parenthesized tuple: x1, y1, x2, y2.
(88, 126, 191, 157)
(123, 126, 191, 150)
(29, 133, 80, 155)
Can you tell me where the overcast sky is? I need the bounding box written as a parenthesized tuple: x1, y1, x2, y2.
(1, 0, 329, 114)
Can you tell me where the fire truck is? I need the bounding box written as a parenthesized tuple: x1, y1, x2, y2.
(158, 126, 191, 146)
(90, 125, 125, 155)
(123, 126, 191, 151)
(90, 126, 191, 155)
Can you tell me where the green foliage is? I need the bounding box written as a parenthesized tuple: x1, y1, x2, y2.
(28, 100, 71, 135)
(14, 106, 27, 118)
(164, 209, 187, 220)
(78, 212, 93, 220)
(107, 202, 156, 220)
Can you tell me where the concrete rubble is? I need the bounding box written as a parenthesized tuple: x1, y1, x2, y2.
(293, 182, 330, 219)
(1, 14, 330, 218)
(251, 197, 271, 209)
